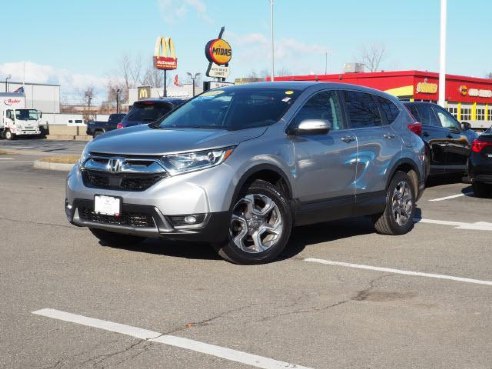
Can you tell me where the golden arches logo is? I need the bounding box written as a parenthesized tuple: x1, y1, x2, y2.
(153, 36, 178, 70)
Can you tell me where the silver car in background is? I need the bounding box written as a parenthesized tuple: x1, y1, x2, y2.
(66, 82, 426, 264)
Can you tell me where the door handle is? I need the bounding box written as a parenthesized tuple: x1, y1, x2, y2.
(383, 133, 396, 139)
(341, 136, 356, 143)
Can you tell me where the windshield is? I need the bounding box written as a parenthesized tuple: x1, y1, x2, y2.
(15, 109, 39, 121)
(125, 103, 173, 122)
(158, 88, 300, 130)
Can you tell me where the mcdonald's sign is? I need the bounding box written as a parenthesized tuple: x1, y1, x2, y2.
(138, 86, 151, 100)
(153, 36, 177, 70)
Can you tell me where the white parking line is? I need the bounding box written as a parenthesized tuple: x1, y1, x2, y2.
(417, 218, 492, 231)
(0, 157, 14, 160)
(32, 308, 313, 369)
(428, 193, 472, 202)
(304, 258, 492, 287)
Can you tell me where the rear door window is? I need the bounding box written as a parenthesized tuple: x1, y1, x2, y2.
(415, 104, 441, 127)
(343, 91, 382, 128)
(377, 96, 400, 124)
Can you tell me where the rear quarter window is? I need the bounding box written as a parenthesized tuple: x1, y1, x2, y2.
(377, 96, 400, 124)
(343, 91, 382, 128)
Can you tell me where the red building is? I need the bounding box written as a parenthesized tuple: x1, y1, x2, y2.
(275, 70, 492, 130)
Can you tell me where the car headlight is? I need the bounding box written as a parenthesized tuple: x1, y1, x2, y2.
(161, 146, 234, 176)
(79, 146, 90, 166)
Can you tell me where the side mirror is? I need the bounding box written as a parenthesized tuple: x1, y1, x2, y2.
(461, 121, 471, 131)
(39, 112, 43, 118)
(288, 119, 331, 135)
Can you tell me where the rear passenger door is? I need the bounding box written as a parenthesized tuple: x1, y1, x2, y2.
(342, 91, 402, 202)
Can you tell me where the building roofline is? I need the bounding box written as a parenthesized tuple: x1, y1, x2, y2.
(6, 80, 60, 87)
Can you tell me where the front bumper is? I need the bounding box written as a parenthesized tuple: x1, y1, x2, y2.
(65, 198, 230, 243)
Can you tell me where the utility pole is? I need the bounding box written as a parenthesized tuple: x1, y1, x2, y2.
(438, 0, 447, 107)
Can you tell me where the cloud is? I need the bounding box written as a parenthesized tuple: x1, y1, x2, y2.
(0, 61, 109, 104)
(157, 0, 212, 24)
(228, 32, 329, 77)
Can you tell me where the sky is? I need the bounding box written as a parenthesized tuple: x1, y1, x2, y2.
(1, 0, 491, 104)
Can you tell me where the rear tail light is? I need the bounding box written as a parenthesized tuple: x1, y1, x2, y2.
(116, 123, 123, 129)
(471, 138, 492, 153)
(407, 122, 422, 136)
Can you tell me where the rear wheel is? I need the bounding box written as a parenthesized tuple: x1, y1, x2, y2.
(214, 180, 292, 264)
(472, 181, 491, 198)
(374, 171, 415, 235)
(89, 228, 146, 246)
(93, 130, 104, 138)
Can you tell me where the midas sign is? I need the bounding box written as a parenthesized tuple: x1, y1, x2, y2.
(205, 38, 232, 66)
(154, 36, 177, 70)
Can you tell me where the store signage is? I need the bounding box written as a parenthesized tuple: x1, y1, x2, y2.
(459, 85, 468, 96)
(206, 63, 230, 78)
(153, 36, 177, 70)
(205, 38, 232, 66)
(416, 82, 438, 94)
(3, 98, 22, 106)
(138, 86, 151, 100)
(468, 88, 492, 98)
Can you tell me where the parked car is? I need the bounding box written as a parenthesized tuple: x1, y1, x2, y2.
(117, 98, 186, 129)
(86, 113, 126, 138)
(468, 127, 492, 197)
(66, 82, 426, 264)
(404, 102, 478, 178)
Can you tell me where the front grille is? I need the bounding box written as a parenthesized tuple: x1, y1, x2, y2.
(81, 153, 168, 191)
(82, 170, 165, 191)
(78, 206, 155, 228)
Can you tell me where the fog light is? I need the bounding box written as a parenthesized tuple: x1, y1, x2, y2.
(184, 215, 197, 224)
(169, 214, 206, 227)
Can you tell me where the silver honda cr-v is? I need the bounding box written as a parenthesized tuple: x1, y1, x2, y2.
(66, 82, 426, 264)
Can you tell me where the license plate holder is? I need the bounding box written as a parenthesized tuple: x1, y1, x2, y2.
(94, 195, 121, 216)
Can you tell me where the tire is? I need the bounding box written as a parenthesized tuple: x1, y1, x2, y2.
(214, 180, 293, 264)
(89, 228, 146, 246)
(93, 130, 104, 138)
(5, 130, 14, 140)
(472, 181, 490, 198)
(374, 171, 416, 235)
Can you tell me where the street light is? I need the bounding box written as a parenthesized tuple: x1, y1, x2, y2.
(187, 72, 201, 97)
(116, 89, 121, 114)
(5, 74, 11, 92)
(269, 0, 275, 82)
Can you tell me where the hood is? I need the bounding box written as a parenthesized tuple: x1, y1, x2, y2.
(86, 124, 268, 155)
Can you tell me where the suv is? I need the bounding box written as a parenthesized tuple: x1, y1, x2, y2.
(118, 98, 186, 129)
(66, 82, 426, 264)
(86, 113, 126, 137)
(404, 102, 478, 178)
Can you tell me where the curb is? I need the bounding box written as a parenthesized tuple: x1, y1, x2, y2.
(34, 160, 76, 172)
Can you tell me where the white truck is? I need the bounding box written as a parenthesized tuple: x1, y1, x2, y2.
(0, 93, 46, 140)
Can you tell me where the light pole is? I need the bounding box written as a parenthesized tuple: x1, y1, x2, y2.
(116, 89, 121, 114)
(5, 74, 11, 92)
(187, 72, 201, 96)
(438, 0, 447, 107)
(269, 0, 275, 81)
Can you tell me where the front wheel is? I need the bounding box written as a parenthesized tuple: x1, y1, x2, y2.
(4, 130, 14, 140)
(373, 171, 416, 235)
(89, 228, 146, 247)
(214, 180, 292, 264)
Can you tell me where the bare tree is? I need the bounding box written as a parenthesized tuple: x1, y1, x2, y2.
(142, 63, 164, 88)
(119, 53, 144, 91)
(358, 43, 386, 72)
(276, 67, 291, 77)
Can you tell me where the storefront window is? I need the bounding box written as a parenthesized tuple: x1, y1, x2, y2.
(461, 107, 471, 120)
(488, 109, 492, 121)
(476, 108, 485, 121)
(447, 107, 458, 118)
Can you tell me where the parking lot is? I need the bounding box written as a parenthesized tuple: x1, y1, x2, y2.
(0, 141, 491, 369)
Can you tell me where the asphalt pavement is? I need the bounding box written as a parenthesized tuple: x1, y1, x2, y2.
(0, 144, 491, 369)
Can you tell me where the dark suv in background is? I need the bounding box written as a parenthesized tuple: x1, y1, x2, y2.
(404, 102, 478, 178)
(117, 98, 186, 129)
